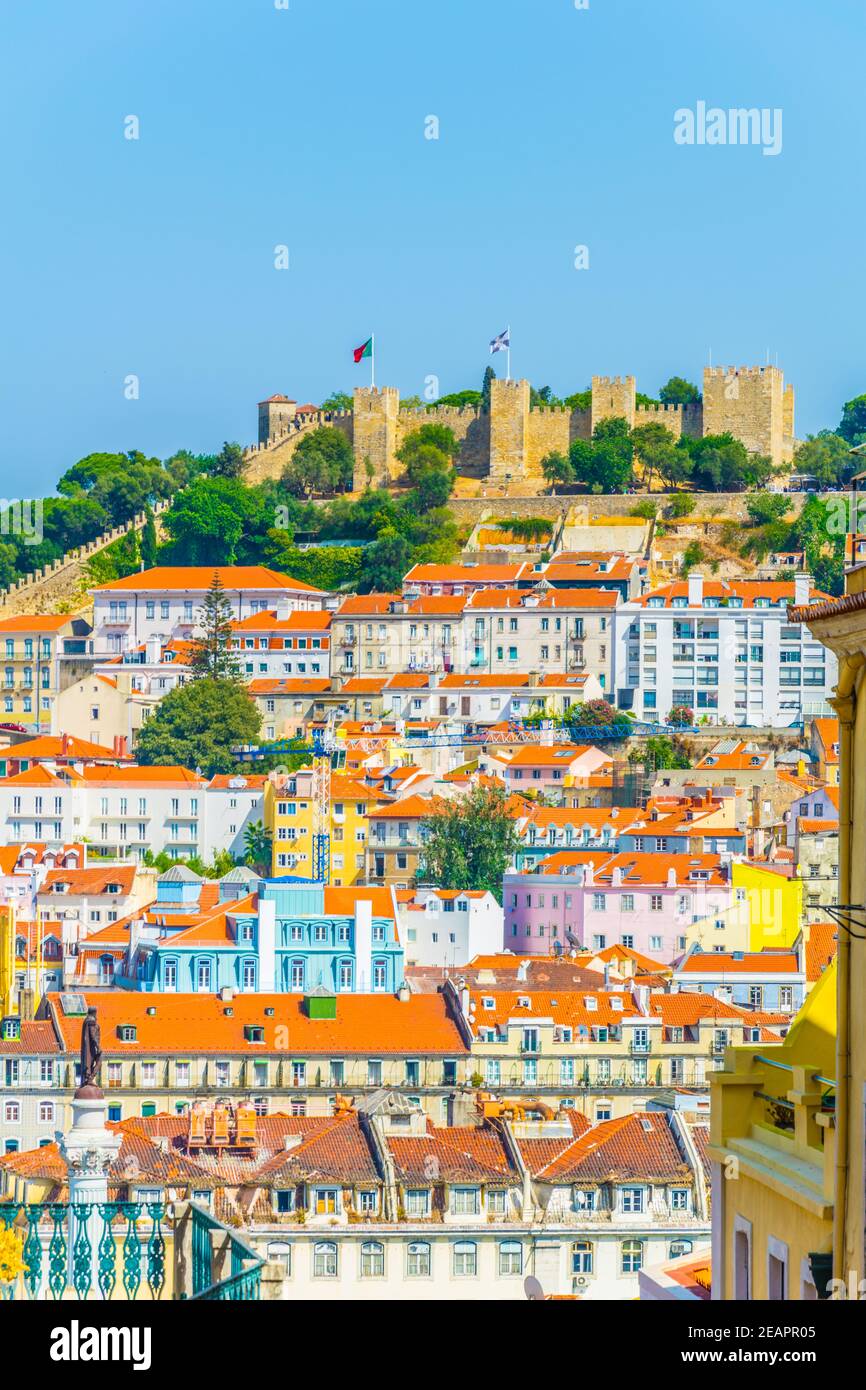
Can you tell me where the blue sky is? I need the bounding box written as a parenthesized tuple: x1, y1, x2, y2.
(2, 0, 865, 493)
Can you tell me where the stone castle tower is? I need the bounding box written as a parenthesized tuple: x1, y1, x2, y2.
(251, 362, 796, 489)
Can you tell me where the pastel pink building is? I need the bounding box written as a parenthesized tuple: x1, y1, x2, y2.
(502, 851, 738, 965)
(489, 743, 612, 795)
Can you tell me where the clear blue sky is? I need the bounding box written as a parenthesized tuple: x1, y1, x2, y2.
(2, 0, 865, 493)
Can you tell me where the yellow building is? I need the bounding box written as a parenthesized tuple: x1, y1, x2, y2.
(0, 615, 91, 735)
(708, 960, 836, 1300)
(684, 862, 803, 957)
(789, 554, 866, 1292)
(265, 769, 379, 886)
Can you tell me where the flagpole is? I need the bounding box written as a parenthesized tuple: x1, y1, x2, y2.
(507, 325, 511, 382)
(371, 333, 375, 390)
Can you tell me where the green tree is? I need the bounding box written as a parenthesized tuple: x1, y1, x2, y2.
(321, 391, 353, 412)
(659, 377, 701, 405)
(140, 505, 158, 568)
(397, 423, 459, 465)
(243, 820, 273, 874)
(135, 678, 261, 775)
(481, 366, 496, 413)
(746, 493, 789, 526)
(161, 477, 246, 564)
(211, 441, 245, 480)
(681, 541, 704, 574)
(284, 426, 354, 497)
(563, 388, 592, 411)
(419, 784, 517, 902)
(793, 431, 853, 487)
(838, 396, 866, 445)
(631, 421, 679, 492)
(683, 433, 771, 492)
(628, 735, 691, 770)
(665, 493, 695, 518)
(190, 572, 241, 680)
(570, 418, 634, 494)
(541, 451, 574, 492)
(565, 699, 632, 735)
(361, 529, 413, 591)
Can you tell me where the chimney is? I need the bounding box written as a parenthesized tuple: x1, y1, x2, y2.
(793, 573, 811, 608)
(145, 636, 161, 665)
(667, 867, 677, 887)
(687, 573, 704, 607)
(354, 897, 373, 992)
(113, 735, 128, 758)
(275, 596, 290, 621)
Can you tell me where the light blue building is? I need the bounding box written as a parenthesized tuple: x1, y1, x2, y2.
(117, 867, 404, 995)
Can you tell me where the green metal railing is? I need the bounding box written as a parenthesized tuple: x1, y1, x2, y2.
(186, 1203, 263, 1301)
(0, 1202, 166, 1301)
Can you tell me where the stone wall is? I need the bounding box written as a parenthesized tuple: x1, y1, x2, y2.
(702, 364, 791, 467)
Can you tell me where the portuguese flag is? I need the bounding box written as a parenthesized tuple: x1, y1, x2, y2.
(353, 336, 373, 363)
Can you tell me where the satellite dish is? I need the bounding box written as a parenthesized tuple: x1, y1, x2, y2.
(524, 1275, 545, 1301)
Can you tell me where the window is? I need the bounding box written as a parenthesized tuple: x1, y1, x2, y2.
(275, 1189, 295, 1214)
(670, 1188, 689, 1211)
(314, 1188, 339, 1215)
(451, 1186, 479, 1216)
(313, 1241, 338, 1278)
(357, 1190, 377, 1216)
(3, 1101, 20, 1124)
(621, 1186, 645, 1213)
(405, 1188, 430, 1218)
(406, 1241, 431, 1277)
(498, 1240, 522, 1276)
(621, 1239, 644, 1274)
(572, 1239, 594, 1274)
(38, 1101, 54, 1124)
(453, 1241, 477, 1277)
(267, 1241, 292, 1275)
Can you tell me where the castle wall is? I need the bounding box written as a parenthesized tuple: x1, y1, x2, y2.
(489, 378, 530, 481)
(591, 375, 636, 432)
(395, 406, 490, 476)
(702, 365, 786, 467)
(352, 386, 400, 488)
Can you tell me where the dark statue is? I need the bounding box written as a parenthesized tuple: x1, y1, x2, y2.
(78, 1005, 102, 1093)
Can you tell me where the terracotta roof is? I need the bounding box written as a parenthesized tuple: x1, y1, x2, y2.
(501, 744, 610, 768)
(466, 587, 620, 610)
(335, 593, 401, 616)
(528, 1112, 692, 1183)
(805, 922, 837, 983)
(388, 1122, 516, 1183)
(0, 615, 72, 632)
(0, 1021, 60, 1056)
(404, 564, 525, 584)
(638, 579, 831, 609)
(437, 673, 532, 688)
(676, 951, 799, 975)
(247, 678, 331, 695)
(91, 566, 324, 594)
(811, 717, 840, 760)
(4, 734, 125, 761)
(46, 991, 468, 1056)
(231, 610, 332, 632)
(41, 865, 137, 895)
(469, 988, 640, 1031)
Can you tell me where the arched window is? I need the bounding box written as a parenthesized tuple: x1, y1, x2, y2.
(669, 1239, 693, 1259)
(196, 959, 211, 992)
(290, 959, 305, 992)
(406, 1241, 430, 1278)
(242, 959, 256, 991)
(337, 960, 353, 992)
(453, 1241, 477, 1277)
(313, 1241, 338, 1279)
(267, 1241, 292, 1276)
(372, 959, 386, 991)
(498, 1240, 523, 1276)
(572, 1240, 594, 1275)
(360, 1240, 384, 1278)
(621, 1239, 644, 1274)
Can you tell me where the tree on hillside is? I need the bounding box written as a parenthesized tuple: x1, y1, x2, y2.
(140, 504, 158, 568)
(565, 699, 632, 735)
(481, 366, 496, 413)
(282, 427, 354, 497)
(631, 421, 680, 491)
(659, 377, 701, 405)
(161, 476, 246, 564)
(628, 735, 691, 771)
(838, 395, 866, 445)
(746, 493, 789, 526)
(135, 678, 260, 776)
(397, 423, 460, 464)
(541, 451, 574, 493)
(190, 573, 241, 680)
(360, 529, 413, 592)
(680, 433, 771, 492)
(419, 784, 517, 902)
(792, 431, 854, 488)
(321, 391, 353, 412)
(569, 417, 634, 494)
(211, 442, 245, 480)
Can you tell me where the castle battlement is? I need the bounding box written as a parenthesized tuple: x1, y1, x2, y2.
(407, 404, 482, 419)
(354, 385, 399, 400)
(705, 364, 783, 379)
(634, 402, 684, 415)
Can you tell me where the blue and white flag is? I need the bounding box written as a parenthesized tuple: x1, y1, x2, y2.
(489, 328, 510, 354)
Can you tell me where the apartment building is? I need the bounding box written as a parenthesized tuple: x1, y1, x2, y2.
(503, 852, 740, 961)
(0, 615, 92, 735)
(396, 888, 503, 968)
(265, 770, 379, 884)
(488, 743, 613, 797)
(90, 565, 325, 657)
(231, 609, 332, 680)
(0, 765, 266, 864)
(0, 1096, 709, 1300)
(54, 639, 194, 747)
(450, 981, 784, 1118)
(613, 574, 837, 726)
(247, 677, 341, 740)
(367, 795, 433, 888)
(331, 594, 467, 679)
(672, 945, 805, 1014)
(464, 587, 618, 691)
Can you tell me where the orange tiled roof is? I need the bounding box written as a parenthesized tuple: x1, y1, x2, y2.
(231, 610, 332, 632)
(46, 991, 468, 1056)
(0, 614, 72, 632)
(805, 922, 838, 983)
(41, 865, 137, 895)
(469, 988, 640, 1030)
(676, 950, 799, 975)
(637, 579, 831, 608)
(92, 566, 324, 594)
(247, 678, 331, 695)
(529, 1112, 691, 1184)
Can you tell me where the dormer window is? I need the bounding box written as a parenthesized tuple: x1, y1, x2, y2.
(585, 997, 597, 1011)
(482, 997, 495, 1010)
(117, 1024, 137, 1042)
(517, 996, 530, 1009)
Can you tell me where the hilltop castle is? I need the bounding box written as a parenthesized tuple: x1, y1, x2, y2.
(248, 365, 796, 491)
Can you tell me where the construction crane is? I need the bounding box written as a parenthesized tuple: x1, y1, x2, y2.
(236, 719, 340, 884)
